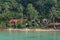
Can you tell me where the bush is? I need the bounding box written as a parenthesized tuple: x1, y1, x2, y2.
(0, 22, 6, 28)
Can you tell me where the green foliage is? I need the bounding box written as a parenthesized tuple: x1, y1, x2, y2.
(26, 3, 39, 20)
(0, 22, 6, 28)
(0, 0, 60, 28)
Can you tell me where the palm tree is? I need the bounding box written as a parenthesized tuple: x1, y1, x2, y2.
(50, 5, 60, 29)
(50, 7, 56, 29)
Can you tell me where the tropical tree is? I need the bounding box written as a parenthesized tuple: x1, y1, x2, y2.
(50, 6, 60, 29)
(26, 3, 39, 21)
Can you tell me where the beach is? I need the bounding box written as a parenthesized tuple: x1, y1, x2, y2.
(4, 28, 60, 32)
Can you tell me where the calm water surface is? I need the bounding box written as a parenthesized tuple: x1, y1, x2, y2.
(0, 31, 60, 40)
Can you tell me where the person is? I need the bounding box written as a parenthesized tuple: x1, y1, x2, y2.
(25, 22, 29, 28)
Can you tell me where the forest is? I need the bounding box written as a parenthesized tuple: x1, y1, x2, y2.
(0, 0, 60, 28)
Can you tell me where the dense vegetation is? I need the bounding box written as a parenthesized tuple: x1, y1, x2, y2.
(0, 0, 60, 28)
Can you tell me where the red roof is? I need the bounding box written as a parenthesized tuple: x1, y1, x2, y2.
(49, 23, 60, 26)
(9, 19, 20, 23)
(54, 23, 60, 26)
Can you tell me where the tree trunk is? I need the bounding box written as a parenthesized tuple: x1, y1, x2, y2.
(53, 17, 56, 29)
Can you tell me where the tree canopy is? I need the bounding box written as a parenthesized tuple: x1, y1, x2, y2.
(0, 0, 60, 28)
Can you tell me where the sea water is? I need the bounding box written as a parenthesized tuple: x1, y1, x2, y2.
(0, 31, 60, 40)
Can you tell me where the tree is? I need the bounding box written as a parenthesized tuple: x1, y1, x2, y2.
(17, 4, 24, 13)
(50, 6, 60, 29)
(26, 3, 39, 20)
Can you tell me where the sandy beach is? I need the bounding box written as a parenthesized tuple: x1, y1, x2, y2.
(4, 28, 60, 32)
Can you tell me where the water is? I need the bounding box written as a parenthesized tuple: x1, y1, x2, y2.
(0, 31, 60, 40)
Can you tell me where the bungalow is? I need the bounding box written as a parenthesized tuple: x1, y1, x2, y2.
(45, 23, 60, 29)
(9, 18, 27, 24)
(42, 18, 60, 29)
(9, 19, 20, 24)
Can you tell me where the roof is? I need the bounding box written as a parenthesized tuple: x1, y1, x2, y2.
(9, 18, 27, 23)
(48, 23, 60, 26)
(54, 23, 60, 26)
(9, 19, 20, 23)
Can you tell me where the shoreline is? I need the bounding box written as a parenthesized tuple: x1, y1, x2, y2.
(3, 28, 60, 32)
